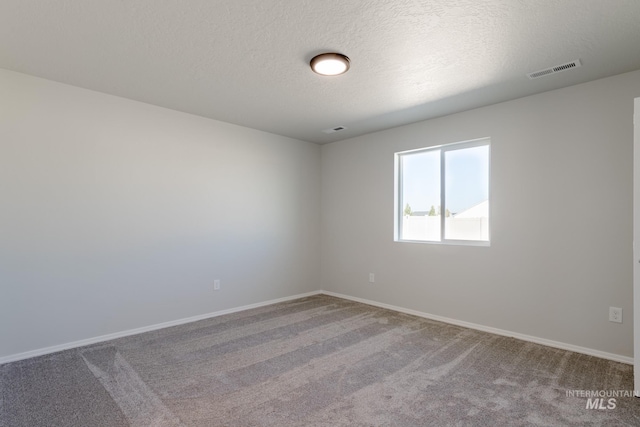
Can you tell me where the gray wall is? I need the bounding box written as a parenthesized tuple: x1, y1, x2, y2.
(2, 67, 639, 361)
(0, 69, 321, 359)
(321, 70, 640, 358)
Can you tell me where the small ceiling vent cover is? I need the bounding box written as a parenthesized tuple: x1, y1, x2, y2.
(322, 126, 347, 134)
(527, 59, 582, 79)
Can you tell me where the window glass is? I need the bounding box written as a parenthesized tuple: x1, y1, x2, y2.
(396, 139, 490, 245)
(444, 145, 490, 241)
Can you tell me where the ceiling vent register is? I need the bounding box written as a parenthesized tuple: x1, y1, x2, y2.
(322, 126, 347, 134)
(527, 59, 582, 79)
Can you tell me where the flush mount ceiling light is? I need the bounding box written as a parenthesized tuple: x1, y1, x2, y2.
(310, 53, 350, 76)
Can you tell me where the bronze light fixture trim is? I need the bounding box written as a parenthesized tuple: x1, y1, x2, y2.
(310, 53, 350, 76)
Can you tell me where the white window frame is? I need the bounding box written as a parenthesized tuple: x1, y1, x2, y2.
(394, 137, 491, 246)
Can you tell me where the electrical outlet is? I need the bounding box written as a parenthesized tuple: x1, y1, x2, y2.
(214, 279, 221, 291)
(369, 273, 375, 283)
(609, 307, 622, 323)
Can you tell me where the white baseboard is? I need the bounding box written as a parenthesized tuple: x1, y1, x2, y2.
(0, 290, 323, 365)
(1, 289, 632, 366)
(320, 291, 634, 365)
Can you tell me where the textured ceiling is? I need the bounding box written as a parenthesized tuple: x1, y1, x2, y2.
(2, 1, 640, 144)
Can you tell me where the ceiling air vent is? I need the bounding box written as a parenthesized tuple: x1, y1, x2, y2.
(527, 59, 581, 79)
(322, 126, 347, 134)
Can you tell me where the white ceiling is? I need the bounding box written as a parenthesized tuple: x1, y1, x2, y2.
(2, 1, 640, 144)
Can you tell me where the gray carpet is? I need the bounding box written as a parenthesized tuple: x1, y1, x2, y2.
(1, 295, 639, 426)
